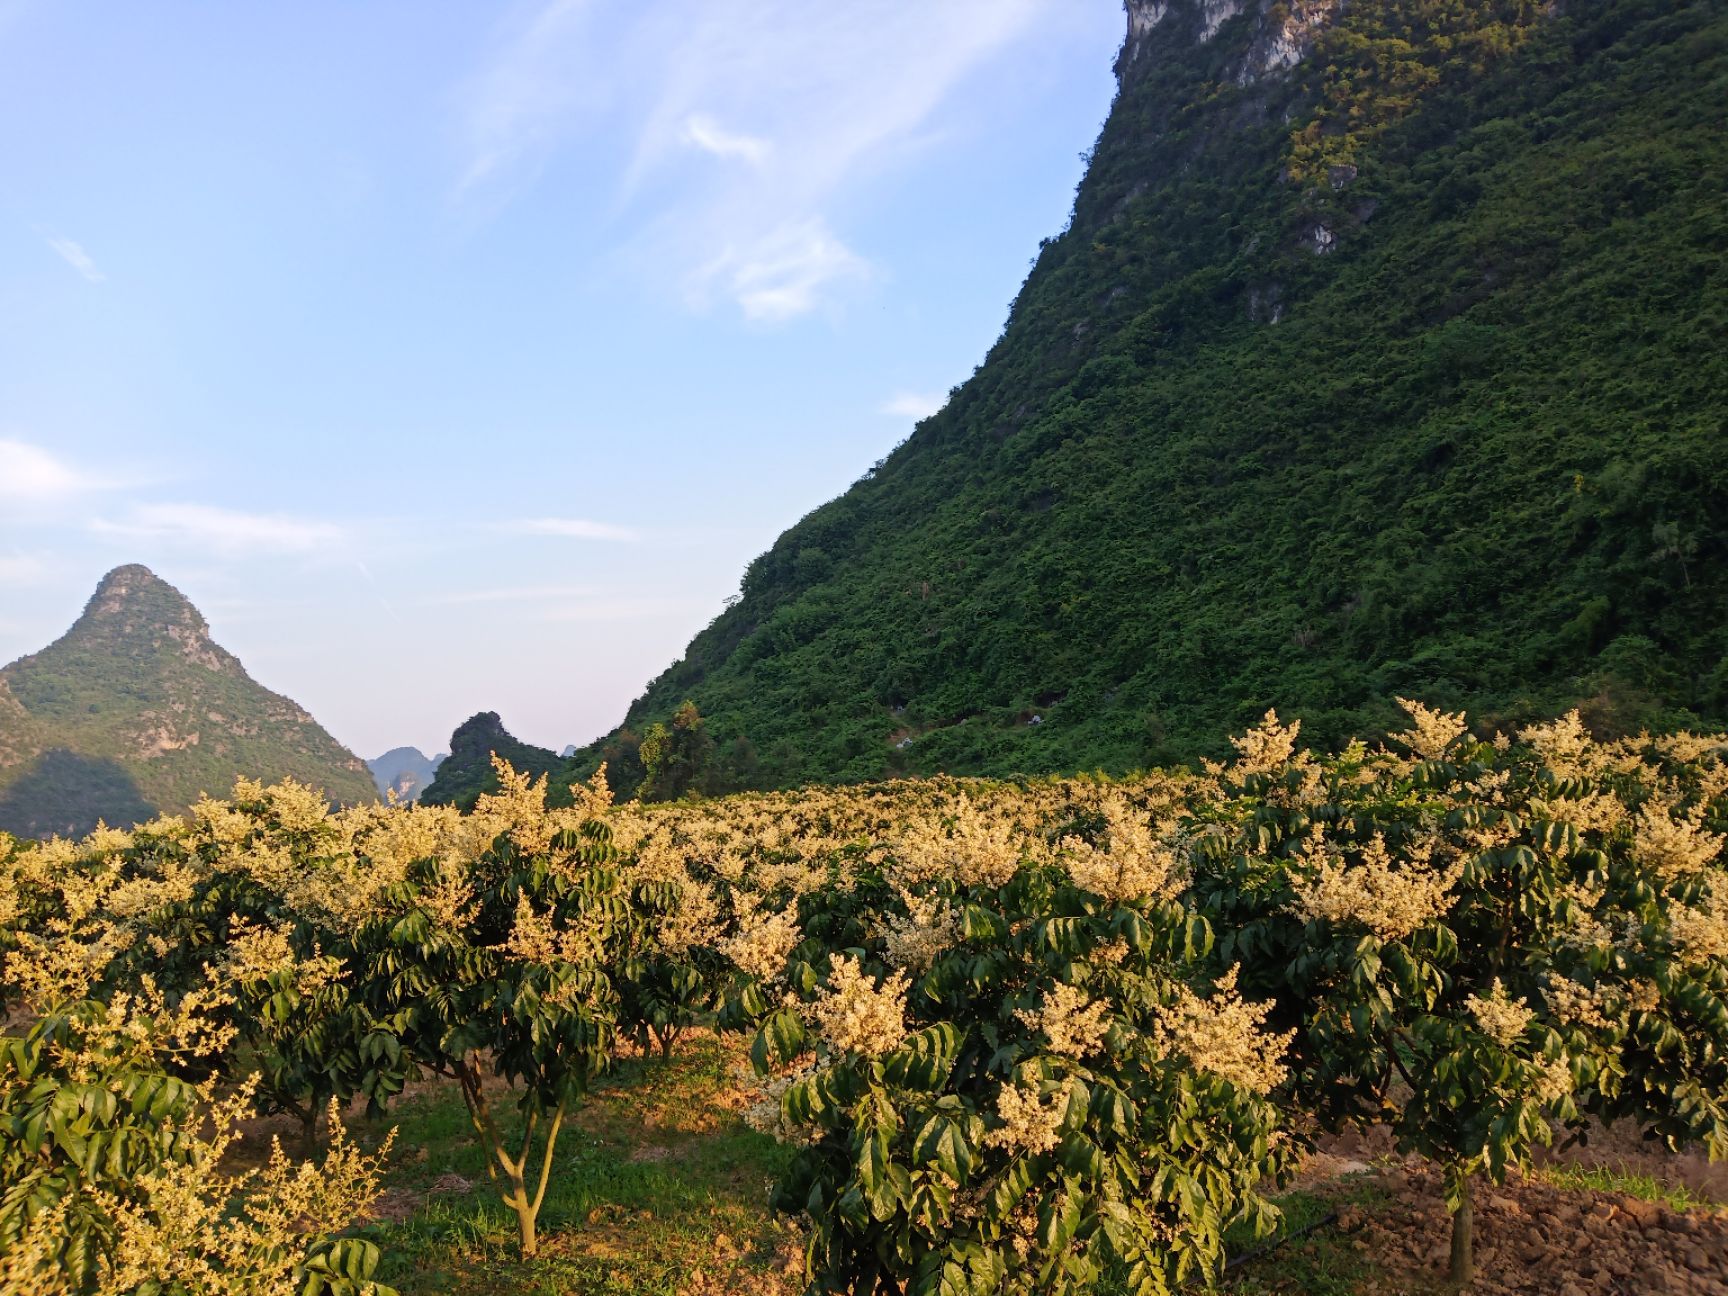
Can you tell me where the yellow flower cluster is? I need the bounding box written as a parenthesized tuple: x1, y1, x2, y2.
(721, 904, 802, 983)
(1465, 979, 1535, 1048)
(808, 954, 909, 1057)
(1151, 967, 1292, 1095)
(1667, 887, 1728, 965)
(1541, 976, 1616, 1030)
(1060, 795, 1182, 904)
(1016, 982, 1110, 1060)
(1289, 831, 1464, 940)
(1390, 697, 1470, 760)
(984, 1080, 1068, 1155)
(93, 1086, 391, 1296)
(1634, 802, 1724, 880)
(880, 892, 959, 973)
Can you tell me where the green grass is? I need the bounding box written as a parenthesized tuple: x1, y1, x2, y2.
(1533, 1162, 1712, 1212)
(356, 1033, 797, 1296)
(1218, 1180, 1393, 1296)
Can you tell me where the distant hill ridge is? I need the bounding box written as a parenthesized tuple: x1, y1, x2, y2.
(0, 564, 377, 838)
(367, 746, 447, 803)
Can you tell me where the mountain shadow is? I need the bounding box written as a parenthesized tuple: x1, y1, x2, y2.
(0, 748, 157, 840)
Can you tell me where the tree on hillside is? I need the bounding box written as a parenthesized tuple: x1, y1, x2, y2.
(639, 702, 714, 801)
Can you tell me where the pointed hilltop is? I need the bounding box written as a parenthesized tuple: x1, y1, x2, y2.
(0, 565, 377, 838)
(417, 712, 566, 811)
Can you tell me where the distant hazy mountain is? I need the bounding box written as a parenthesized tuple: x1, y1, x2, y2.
(418, 712, 568, 811)
(0, 565, 378, 839)
(559, 745, 578, 758)
(367, 746, 447, 803)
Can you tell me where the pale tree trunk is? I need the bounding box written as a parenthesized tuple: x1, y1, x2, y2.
(454, 1061, 567, 1260)
(1448, 1169, 1474, 1289)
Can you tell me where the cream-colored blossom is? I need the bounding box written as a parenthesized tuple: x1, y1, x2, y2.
(1667, 888, 1728, 964)
(1465, 978, 1534, 1048)
(1634, 802, 1723, 880)
(1517, 710, 1596, 778)
(1232, 710, 1303, 774)
(1060, 796, 1182, 903)
(1528, 1053, 1574, 1104)
(1151, 967, 1291, 1095)
(892, 797, 1024, 889)
(1016, 982, 1109, 1059)
(500, 894, 598, 966)
(984, 1080, 1066, 1156)
(263, 779, 332, 833)
(1542, 977, 1615, 1030)
(881, 892, 959, 973)
(474, 757, 554, 855)
(1391, 697, 1469, 761)
(93, 1088, 392, 1296)
(808, 954, 908, 1057)
(1288, 830, 1462, 940)
(722, 905, 802, 982)
(570, 763, 615, 822)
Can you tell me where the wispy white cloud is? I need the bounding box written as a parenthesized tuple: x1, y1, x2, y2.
(45, 235, 105, 283)
(696, 219, 868, 322)
(880, 390, 948, 421)
(535, 595, 707, 623)
(506, 517, 641, 542)
(419, 583, 601, 606)
(0, 438, 110, 502)
(90, 503, 345, 556)
(682, 113, 770, 165)
(455, 0, 1057, 320)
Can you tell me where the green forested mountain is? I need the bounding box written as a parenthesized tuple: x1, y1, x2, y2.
(565, 0, 1726, 793)
(0, 565, 377, 837)
(418, 712, 565, 811)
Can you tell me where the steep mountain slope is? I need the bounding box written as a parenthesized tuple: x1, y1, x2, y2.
(0, 565, 377, 837)
(367, 746, 447, 803)
(418, 713, 565, 811)
(575, 0, 1727, 790)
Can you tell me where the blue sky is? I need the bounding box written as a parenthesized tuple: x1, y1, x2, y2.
(0, 0, 1124, 758)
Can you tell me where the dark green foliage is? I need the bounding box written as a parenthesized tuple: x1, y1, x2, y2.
(573, 0, 1728, 791)
(638, 702, 715, 802)
(0, 565, 377, 834)
(419, 713, 568, 811)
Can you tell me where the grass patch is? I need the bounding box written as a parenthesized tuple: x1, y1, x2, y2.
(1218, 1180, 1393, 1296)
(357, 1032, 798, 1296)
(1533, 1163, 1710, 1212)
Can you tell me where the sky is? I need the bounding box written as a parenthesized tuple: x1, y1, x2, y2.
(0, 0, 1125, 759)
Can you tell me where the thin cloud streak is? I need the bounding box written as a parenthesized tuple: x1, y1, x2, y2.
(0, 438, 109, 502)
(682, 112, 770, 165)
(419, 583, 603, 606)
(91, 503, 346, 556)
(45, 235, 105, 283)
(506, 517, 641, 542)
(456, 0, 1058, 320)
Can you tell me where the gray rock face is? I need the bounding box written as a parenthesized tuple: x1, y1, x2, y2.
(1120, 0, 1339, 83)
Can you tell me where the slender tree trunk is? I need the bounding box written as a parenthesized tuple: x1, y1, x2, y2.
(452, 1060, 565, 1260)
(1449, 1171, 1474, 1289)
(298, 1103, 319, 1159)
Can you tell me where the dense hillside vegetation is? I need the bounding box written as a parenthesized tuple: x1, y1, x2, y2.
(568, 0, 1728, 795)
(0, 565, 377, 836)
(418, 711, 565, 810)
